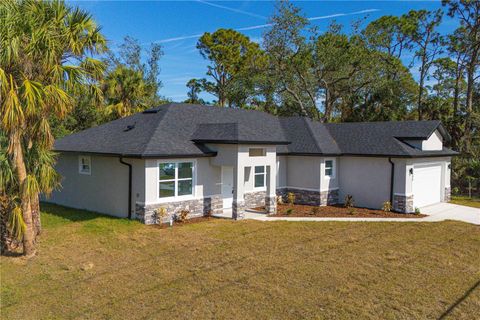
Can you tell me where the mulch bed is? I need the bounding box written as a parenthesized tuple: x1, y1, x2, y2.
(151, 216, 213, 228)
(253, 204, 427, 218)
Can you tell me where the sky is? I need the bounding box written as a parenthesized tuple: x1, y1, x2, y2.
(69, 1, 459, 102)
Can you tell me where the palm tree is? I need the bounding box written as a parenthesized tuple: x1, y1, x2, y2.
(102, 65, 150, 118)
(0, 0, 106, 256)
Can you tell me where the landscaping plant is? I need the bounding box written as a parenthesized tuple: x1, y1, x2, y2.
(276, 195, 284, 205)
(177, 210, 189, 223)
(344, 195, 354, 208)
(155, 207, 167, 224)
(382, 201, 392, 212)
(286, 208, 294, 215)
(287, 192, 296, 205)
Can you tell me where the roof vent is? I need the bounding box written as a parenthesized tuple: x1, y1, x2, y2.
(124, 124, 135, 132)
(143, 108, 159, 114)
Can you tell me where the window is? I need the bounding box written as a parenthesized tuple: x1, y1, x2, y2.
(254, 166, 265, 188)
(249, 148, 266, 157)
(159, 161, 194, 199)
(78, 156, 91, 175)
(325, 159, 334, 178)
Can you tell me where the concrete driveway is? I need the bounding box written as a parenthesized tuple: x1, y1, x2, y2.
(420, 203, 480, 225)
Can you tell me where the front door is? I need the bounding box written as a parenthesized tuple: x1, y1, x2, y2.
(221, 166, 234, 209)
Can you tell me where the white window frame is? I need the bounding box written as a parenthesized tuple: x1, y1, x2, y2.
(157, 159, 196, 202)
(324, 158, 335, 179)
(78, 155, 91, 175)
(254, 165, 266, 190)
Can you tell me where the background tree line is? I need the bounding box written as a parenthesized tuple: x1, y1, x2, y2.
(188, 0, 479, 198)
(0, 0, 478, 256)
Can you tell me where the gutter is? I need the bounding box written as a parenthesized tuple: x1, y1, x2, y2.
(388, 157, 394, 204)
(119, 157, 132, 219)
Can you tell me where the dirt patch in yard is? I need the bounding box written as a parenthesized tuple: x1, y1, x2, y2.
(152, 216, 213, 228)
(254, 204, 427, 218)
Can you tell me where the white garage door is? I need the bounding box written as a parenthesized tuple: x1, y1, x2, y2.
(413, 164, 442, 208)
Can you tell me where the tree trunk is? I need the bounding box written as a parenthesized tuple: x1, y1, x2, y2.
(464, 64, 475, 152)
(417, 64, 426, 121)
(11, 133, 36, 257)
(31, 194, 41, 237)
(322, 87, 331, 123)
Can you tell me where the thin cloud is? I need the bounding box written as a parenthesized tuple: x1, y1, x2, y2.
(196, 0, 266, 20)
(153, 9, 380, 44)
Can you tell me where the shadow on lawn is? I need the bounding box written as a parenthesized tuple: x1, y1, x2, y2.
(438, 279, 480, 319)
(40, 202, 126, 223)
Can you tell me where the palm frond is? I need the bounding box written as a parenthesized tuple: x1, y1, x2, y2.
(8, 205, 26, 241)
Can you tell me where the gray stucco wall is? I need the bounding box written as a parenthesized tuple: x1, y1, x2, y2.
(286, 156, 321, 190)
(47, 154, 144, 217)
(338, 157, 392, 209)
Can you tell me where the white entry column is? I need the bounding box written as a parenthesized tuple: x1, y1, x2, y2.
(265, 164, 277, 214)
(232, 159, 245, 220)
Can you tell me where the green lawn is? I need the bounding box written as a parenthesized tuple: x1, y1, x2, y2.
(1, 203, 479, 319)
(451, 195, 480, 208)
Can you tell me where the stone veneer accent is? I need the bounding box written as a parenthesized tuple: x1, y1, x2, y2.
(232, 200, 245, 220)
(276, 188, 339, 206)
(135, 195, 223, 225)
(393, 194, 414, 213)
(444, 186, 451, 202)
(244, 190, 266, 209)
(265, 196, 277, 214)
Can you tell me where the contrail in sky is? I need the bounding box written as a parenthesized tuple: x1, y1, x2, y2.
(154, 9, 380, 44)
(196, 0, 266, 20)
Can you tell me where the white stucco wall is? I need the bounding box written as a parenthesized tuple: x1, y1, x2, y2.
(144, 157, 221, 206)
(320, 157, 339, 191)
(405, 129, 443, 151)
(47, 154, 144, 217)
(237, 145, 277, 194)
(276, 156, 287, 187)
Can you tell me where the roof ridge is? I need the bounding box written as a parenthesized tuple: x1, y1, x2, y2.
(303, 118, 322, 153)
(141, 105, 171, 156)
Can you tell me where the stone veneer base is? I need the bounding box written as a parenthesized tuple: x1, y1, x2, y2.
(135, 195, 223, 225)
(232, 200, 245, 220)
(393, 194, 414, 213)
(244, 190, 267, 209)
(276, 188, 339, 206)
(444, 187, 451, 202)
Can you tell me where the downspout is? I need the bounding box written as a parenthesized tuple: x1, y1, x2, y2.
(388, 157, 394, 204)
(119, 156, 132, 219)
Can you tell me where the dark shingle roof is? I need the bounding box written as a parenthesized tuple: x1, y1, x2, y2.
(54, 103, 287, 157)
(54, 103, 458, 158)
(277, 117, 340, 155)
(323, 121, 457, 157)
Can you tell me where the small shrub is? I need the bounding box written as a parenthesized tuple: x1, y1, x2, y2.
(155, 207, 167, 224)
(414, 207, 421, 214)
(348, 208, 356, 215)
(344, 195, 354, 208)
(285, 208, 294, 215)
(287, 192, 296, 205)
(177, 210, 189, 222)
(311, 207, 320, 215)
(276, 195, 284, 205)
(382, 201, 392, 212)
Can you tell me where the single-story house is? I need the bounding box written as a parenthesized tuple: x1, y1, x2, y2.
(48, 103, 457, 223)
